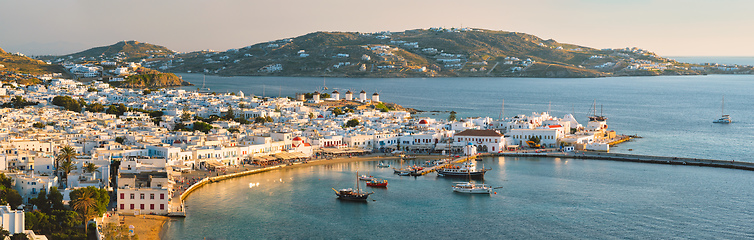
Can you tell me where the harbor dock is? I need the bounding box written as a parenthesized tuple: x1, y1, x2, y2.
(406, 155, 477, 176)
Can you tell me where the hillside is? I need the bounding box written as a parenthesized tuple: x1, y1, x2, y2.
(0, 48, 67, 84)
(43, 40, 174, 63)
(154, 28, 751, 78)
(109, 68, 192, 88)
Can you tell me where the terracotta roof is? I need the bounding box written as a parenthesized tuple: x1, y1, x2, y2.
(454, 129, 503, 137)
(548, 125, 562, 128)
(292, 136, 302, 141)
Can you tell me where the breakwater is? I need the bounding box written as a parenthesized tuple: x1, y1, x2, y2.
(497, 151, 754, 171)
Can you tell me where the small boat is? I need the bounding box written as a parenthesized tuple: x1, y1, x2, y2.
(452, 182, 493, 194)
(366, 179, 388, 187)
(358, 175, 374, 181)
(377, 162, 390, 168)
(713, 96, 731, 124)
(334, 171, 373, 201)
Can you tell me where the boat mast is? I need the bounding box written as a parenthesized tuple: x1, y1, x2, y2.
(500, 99, 504, 120)
(722, 95, 725, 116)
(356, 171, 360, 193)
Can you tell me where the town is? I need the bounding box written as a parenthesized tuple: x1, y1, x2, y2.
(0, 77, 624, 239)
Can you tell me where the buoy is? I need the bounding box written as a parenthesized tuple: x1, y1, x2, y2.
(494, 192, 497, 194)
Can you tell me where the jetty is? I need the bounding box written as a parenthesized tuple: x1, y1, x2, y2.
(496, 151, 754, 171)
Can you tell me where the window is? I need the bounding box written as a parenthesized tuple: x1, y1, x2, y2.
(130, 193, 135, 199)
(160, 204, 164, 210)
(140, 193, 145, 199)
(140, 204, 144, 210)
(120, 193, 124, 199)
(130, 204, 134, 209)
(150, 193, 155, 199)
(160, 193, 165, 199)
(150, 204, 154, 210)
(120, 204, 124, 210)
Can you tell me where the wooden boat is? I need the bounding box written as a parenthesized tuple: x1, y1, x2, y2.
(334, 171, 373, 201)
(366, 179, 388, 187)
(358, 175, 374, 181)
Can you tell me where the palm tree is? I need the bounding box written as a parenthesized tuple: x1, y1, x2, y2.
(84, 163, 98, 174)
(55, 146, 77, 182)
(71, 190, 96, 233)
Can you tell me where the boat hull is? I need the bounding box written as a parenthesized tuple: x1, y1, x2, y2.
(437, 170, 487, 179)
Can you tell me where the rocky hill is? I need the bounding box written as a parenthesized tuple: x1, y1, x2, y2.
(44, 40, 174, 63)
(0, 48, 67, 84)
(109, 68, 192, 88)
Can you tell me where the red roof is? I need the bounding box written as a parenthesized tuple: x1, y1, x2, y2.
(304, 143, 311, 147)
(418, 119, 428, 124)
(292, 136, 302, 141)
(317, 115, 324, 118)
(548, 125, 562, 128)
(454, 129, 503, 137)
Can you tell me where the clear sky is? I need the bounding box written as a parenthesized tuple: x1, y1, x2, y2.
(2, 0, 752, 56)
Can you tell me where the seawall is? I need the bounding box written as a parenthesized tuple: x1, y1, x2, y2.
(496, 151, 754, 171)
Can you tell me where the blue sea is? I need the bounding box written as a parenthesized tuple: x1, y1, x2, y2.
(161, 74, 754, 239)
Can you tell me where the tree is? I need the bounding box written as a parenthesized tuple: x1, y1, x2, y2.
(345, 119, 359, 128)
(33, 122, 46, 128)
(265, 116, 273, 123)
(224, 106, 235, 120)
(52, 96, 82, 112)
(70, 190, 96, 233)
(0, 227, 9, 239)
(193, 121, 213, 133)
(84, 163, 98, 174)
(308, 112, 314, 119)
(55, 146, 77, 184)
(47, 187, 65, 212)
(254, 117, 266, 123)
(31, 188, 51, 213)
(448, 111, 457, 121)
(142, 89, 152, 95)
(115, 137, 125, 144)
(331, 107, 343, 116)
(87, 103, 105, 113)
(87, 88, 97, 92)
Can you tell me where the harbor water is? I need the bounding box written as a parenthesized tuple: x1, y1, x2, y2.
(177, 74, 754, 161)
(161, 74, 754, 239)
(162, 157, 754, 239)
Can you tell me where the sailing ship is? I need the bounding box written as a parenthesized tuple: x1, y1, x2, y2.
(333, 171, 373, 201)
(713, 95, 731, 123)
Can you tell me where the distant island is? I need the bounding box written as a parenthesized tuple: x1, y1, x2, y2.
(5, 28, 753, 84)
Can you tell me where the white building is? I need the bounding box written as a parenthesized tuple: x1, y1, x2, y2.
(0, 204, 24, 235)
(453, 129, 505, 153)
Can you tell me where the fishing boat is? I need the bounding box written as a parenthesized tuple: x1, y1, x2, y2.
(437, 161, 489, 179)
(713, 95, 732, 124)
(452, 182, 493, 194)
(358, 174, 374, 181)
(366, 178, 388, 187)
(333, 171, 373, 201)
(377, 162, 390, 168)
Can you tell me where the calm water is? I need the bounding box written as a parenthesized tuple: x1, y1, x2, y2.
(163, 157, 754, 239)
(669, 56, 754, 66)
(163, 74, 754, 239)
(177, 74, 754, 161)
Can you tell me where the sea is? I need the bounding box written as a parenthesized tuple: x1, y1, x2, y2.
(161, 73, 754, 239)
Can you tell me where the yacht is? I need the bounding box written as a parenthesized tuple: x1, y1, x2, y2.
(713, 96, 731, 124)
(452, 182, 493, 194)
(437, 161, 489, 179)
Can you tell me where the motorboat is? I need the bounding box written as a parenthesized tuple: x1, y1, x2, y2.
(452, 182, 493, 194)
(377, 162, 390, 168)
(366, 179, 388, 187)
(358, 175, 374, 181)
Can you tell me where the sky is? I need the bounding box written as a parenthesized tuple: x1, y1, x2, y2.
(1, 0, 753, 56)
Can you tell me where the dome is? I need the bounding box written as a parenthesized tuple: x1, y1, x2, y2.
(467, 142, 474, 145)
(418, 119, 428, 124)
(360, 90, 366, 93)
(317, 115, 324, 118)
(292, 136, 302, 141)
(373, 92, 379, 95)
(332, 90, 339, 94)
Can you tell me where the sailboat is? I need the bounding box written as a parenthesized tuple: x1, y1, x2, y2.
(333, 171, 373, 201)
(323, 77, 328, 90)
(713, 95, 732, 123)
(198, 75, 211, 93)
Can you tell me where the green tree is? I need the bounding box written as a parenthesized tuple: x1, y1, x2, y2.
(308, 112, 314, 119)
(55, 146, 77, 183)
(193, 121, 213, 133)
(87, 88, 97, 92)
(224, 106, 235, 120)
(448, 111, 457, 121)
(51, 96, 82, 112)
(87, 103, 105, 112)
(0, 227, 8, 239)
(84, 163, 98, 174)
(345, 119, 359, 128)
(48, 187, 65, 212)
(254, 116, 266, 123)
(331, 107, 343, 116)
(0, 174, 22, 209)
(33, 122, 46, 128)
(115, 137, 125, 144)
(265, 116, 273, 122)
(70, 190, 96, 233)
(142, 89, 152, 95)
(31, 188, 51, 213)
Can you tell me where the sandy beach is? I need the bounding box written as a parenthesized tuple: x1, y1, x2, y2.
(121, 215, 170, 240)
